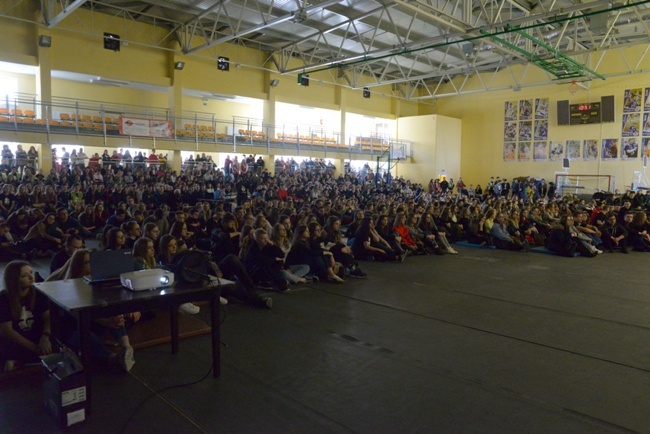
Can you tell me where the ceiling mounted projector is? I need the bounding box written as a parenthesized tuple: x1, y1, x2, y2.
(120, 268, 174, 291)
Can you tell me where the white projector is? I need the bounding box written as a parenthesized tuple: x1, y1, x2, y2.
(120, 268, 175, 291)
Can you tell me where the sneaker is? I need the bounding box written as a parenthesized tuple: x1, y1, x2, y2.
(400, 252, 408, 262)
(4, 360, 16, 373)
(327, 275, 345, 284)
(179, 302, 200, 315)
(264, 297, 273, 309)
(277, 280, 290, 292)
(446, 248, 458, 255)
(305, 275, 319, 283)
(220, 296, 228, 305)
(120, 346, 135, 372)
(349, 268, 367, 279)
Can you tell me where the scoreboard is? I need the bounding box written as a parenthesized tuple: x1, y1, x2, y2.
(569, 102, 601, 125)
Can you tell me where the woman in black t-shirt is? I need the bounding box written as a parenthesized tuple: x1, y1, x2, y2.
(0, 261, 52, 369)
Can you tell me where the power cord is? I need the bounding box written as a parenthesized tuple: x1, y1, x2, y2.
(119, 362, 214, 433)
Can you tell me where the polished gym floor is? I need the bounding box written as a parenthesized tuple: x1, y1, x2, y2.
(1, 246, 648, 433)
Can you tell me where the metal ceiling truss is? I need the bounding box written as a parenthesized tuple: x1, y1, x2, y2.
(4, 0, 650, 99)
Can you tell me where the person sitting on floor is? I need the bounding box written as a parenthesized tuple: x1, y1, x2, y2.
(47, 249, 134, 372)
(133, 237, 200, 315)
(287, 225, 345, 282)
(491, 212, 529, 252)
(244, 229, 290, 291)
(0, 260, 53, 372)
(599, 212, 628, 253)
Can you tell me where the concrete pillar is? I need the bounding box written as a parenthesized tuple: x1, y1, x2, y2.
(264, 70, 278, 141)
(36, 29, 53, 120)
(169, 53, 184, 131)
(40, 143, 53, 174)
(334, 158, 345, 178)
(266, 154, 275, 176)
(167, 150, 182, 174)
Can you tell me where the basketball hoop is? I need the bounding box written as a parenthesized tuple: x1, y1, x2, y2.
(568, 81, 579, 94)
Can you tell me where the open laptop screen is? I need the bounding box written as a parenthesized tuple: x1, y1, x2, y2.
(85, 249, 135, 284)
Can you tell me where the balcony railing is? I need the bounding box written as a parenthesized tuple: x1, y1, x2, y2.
(0, 94, 412, 158)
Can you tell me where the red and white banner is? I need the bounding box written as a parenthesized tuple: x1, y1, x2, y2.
(119, 117, 172, 138)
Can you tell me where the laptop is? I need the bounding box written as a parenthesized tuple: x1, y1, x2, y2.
(84, 249, 135, 285)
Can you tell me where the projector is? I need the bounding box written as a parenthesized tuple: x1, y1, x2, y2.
(120, 268, 174, 291)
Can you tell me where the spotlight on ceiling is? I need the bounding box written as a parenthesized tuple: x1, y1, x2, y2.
(270, 79, 279, 88)
(39, 35, 52, 48)
(174, 61, 185, 70)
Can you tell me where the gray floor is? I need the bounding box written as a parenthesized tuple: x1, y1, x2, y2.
(1, 247, 648, 433)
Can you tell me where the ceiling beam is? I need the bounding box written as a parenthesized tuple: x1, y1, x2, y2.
(43, 0, 88, 27)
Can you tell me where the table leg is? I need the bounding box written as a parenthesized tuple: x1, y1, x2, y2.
(210, 291, 220, 378)
(78, 311, 93, 415)
(170, 306, 179, 354)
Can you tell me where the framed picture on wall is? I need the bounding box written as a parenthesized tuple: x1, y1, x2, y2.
(503, 143, 516, 161)
(583, 139, 598, 161)
(621, 138, 639, 159)
(602, 139, 619, 160)
(624, 88, 642, 112)
(504, 101, 518, 120)
(534, 119, 548, 140)
(566, 140, 581, 160)
(533, 141, 547, 161)
(535, 98, 549, 119)
(643, 138, 650, 157)
(504, 122, 517, 141)
(622, 113, 640, 137)
(549, 141, 564, 161)
(518, 120, 532, 141)
(518, 142, 532, 161)
(519, 100, 533, 120)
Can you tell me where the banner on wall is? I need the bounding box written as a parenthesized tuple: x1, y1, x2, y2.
(583, 139, 598, 161)
(119, 117, 173, 138)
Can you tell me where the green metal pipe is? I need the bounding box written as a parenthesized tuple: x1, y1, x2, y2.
(301, 0, 650, 80)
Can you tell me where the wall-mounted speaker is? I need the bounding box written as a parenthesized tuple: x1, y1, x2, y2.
(644, 156, 648, 168)
(601, 95, 615, 122)
(562, 158, 570, 169)
(557, 100, 570, 126)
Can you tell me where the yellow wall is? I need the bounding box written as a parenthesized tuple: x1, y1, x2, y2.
(397, 115, 461, 185)
(0, 5, 38, 65)
(429, 70, 650, 191)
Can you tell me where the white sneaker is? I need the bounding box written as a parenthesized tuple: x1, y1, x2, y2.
(220, 296, 228, 305)
(4, 360, 16, 373)
(447, 248, 458, 255)
(120, 346, 135, 372)
(179, 302, 200, 315)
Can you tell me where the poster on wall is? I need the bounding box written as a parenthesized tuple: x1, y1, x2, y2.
(504, 122, 517, 141)
(503, 143, 516, 161)
(642, 113, 650, 136)
(534, 120, 548, 140)
(535, 98, 549, 119)
(519, 100, 533, 120)
(534, 141, 547, 161)
(566, 140, 581, 160)
(621, 138, 639, 159)
(518, 142, 532, 161)
(643, 138, 650, 157)
(624, 88, 642, 112)
(622, 113, 640, 137)
(601, 139, 619, 159)
(518, 120, 532, 141)
(583, 139, 598, 161)
(645, 88, 650, 112)
(549, 141, 564, 161)
(504, 101, 518, 120)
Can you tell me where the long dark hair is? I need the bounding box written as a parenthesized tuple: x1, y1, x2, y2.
(290, 224, 309, 249)
(3, 260, 33, 320)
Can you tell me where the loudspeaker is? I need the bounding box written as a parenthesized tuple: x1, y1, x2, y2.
(557, 100, 570, 125)
(170, 250, 211, 283)
(562, 158, 570, 169)
(363, 87, 370, 98)
(601, 95, 615, 122)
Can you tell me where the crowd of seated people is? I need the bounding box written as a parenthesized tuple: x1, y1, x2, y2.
(2, 153, 650, 372)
